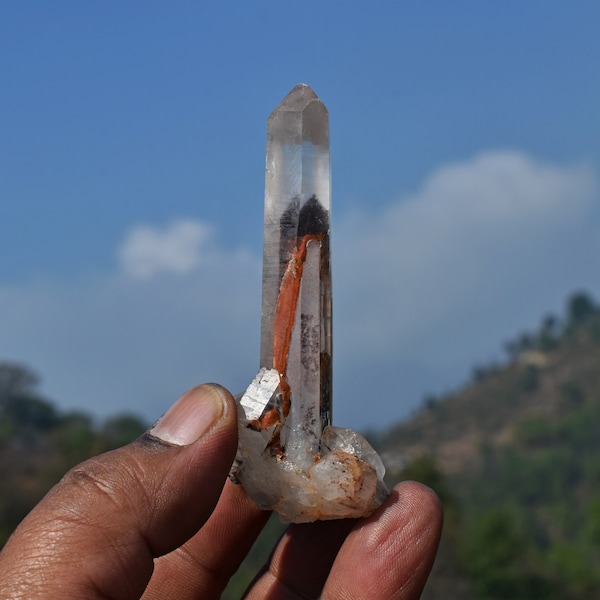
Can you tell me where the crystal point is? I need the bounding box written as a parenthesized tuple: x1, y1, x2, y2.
(231, 85, 388, 523)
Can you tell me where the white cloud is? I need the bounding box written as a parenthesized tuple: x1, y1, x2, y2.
(0, 151, 598, 430)
(118, 220, 214, 280)
(336, 151, 596, 351)
(333, 151, 599, 425)
(0, 219, 261, 422)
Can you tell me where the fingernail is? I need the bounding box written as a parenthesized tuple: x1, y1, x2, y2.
(150, 385, 225, 446)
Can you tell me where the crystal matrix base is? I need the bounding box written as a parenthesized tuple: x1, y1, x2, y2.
(231, 369, 388, 523)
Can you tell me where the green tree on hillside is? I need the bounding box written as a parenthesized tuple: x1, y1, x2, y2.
(0, 362, 147, 548)
(567, 291, 597, 326)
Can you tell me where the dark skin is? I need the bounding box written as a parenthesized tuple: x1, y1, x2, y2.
(0, 384, 443, 599)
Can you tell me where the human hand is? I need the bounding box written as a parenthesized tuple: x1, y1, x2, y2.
(0, 384, 442, 599)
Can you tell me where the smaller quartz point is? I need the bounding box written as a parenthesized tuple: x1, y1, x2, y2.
(230, 84, 388, 523)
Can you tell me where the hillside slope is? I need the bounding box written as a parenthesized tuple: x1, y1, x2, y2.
(378, 294, 600, 599)
(382, 323, 600, 475)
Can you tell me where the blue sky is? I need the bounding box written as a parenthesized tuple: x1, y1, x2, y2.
(1, 2, 600, 430)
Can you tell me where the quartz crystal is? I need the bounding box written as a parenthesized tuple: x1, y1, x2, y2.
(230, 84, 388, 523)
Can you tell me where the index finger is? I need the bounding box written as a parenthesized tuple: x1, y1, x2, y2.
(244, 481, 442, 600)
(323, 481, 443, 600)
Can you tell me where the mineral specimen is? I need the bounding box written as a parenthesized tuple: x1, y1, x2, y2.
(231, 84, 388, 523)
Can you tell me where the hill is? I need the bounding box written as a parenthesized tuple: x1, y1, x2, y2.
(381, 316, 600, 477)
(376, 290, 600, 599)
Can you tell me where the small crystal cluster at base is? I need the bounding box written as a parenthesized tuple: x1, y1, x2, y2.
(231, 369, 388, 523)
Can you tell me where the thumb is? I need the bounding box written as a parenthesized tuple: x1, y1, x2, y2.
(0, 384, 238, 600)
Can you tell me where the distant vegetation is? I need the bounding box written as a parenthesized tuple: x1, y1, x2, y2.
(378, 290, 600, 599)
(3, 290, 600, 599)
(0, 363, 146, 546)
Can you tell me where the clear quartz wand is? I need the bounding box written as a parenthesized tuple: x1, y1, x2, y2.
(231, 84, 387, 523)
